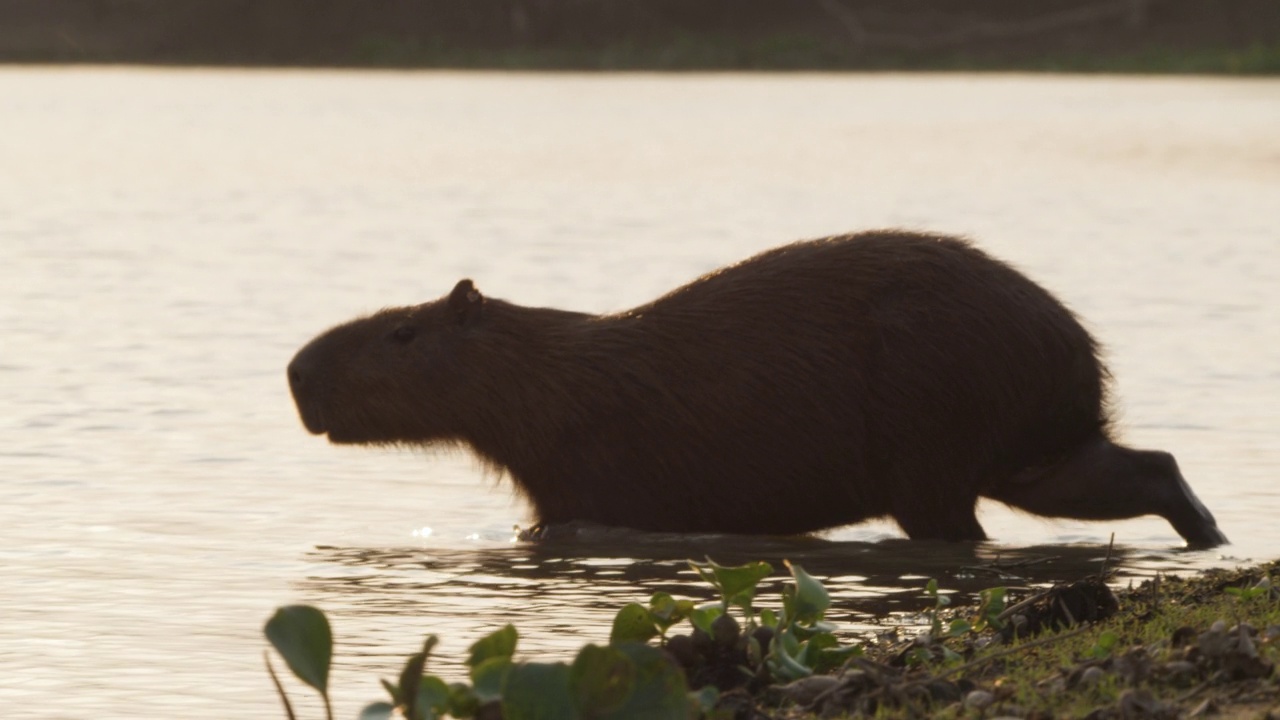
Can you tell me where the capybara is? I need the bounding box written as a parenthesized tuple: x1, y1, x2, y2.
(287, 231, 1227, 547)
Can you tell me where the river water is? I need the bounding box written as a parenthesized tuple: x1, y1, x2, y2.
(1, 68, 1277, 718)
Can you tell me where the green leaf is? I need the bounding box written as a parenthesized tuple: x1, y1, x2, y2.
(467, 625, 517, 669)
(446, 682, 481, 719)
(766, 629, 813, 682)
(816, 643, 862, 672)
(358, 702, 395, 720)
(647, 593, 693, 634)
(793, 630, 856, 674)
(264, 605, 332, 695)
(502, 662, 579, 720)
(570, 644, 635, 716)
(397, 647, 429, 715)
(690, 685, 719, 714)
(689, 605, 724, 636)
(398, 636, 440, 719)
(759, 608, 778, 628)
(610, 603, 658, 645)
(415, 675, 451, 720)
(975, 587, 1007, 631)
(789, 620, 837, 641)
(471, 657, 512, 703)
(785, 562, 830, 625)
(1091, 629, 1120, 658)
(691, 559, 773, 612)
(948, 619, 973, 637)
(906, 646, 932, 666)
(605, 643, 689, 719)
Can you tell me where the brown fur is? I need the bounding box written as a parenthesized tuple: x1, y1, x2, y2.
(287, 231, 1226, 546)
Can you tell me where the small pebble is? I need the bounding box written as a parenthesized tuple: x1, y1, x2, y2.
(964, 689, 995, 710)
(1078, 666, 1107, 687)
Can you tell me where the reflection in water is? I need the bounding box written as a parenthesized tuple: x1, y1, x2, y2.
(298, 531, 1153, 679)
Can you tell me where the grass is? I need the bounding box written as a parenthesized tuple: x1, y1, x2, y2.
(829, 560, 1280, 719)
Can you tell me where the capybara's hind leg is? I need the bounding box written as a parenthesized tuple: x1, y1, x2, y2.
(988, 438, 1227, 548)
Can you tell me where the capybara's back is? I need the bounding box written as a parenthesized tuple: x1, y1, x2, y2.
(288, 231, 1226, 547)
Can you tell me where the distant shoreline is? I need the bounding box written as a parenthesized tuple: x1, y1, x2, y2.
(2, 0, 1278, 73)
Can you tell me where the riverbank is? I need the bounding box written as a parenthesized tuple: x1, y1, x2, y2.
(3, 0, 1278, 72)
(770, 559, 1280, 719)
(265, 556, 1280, 719)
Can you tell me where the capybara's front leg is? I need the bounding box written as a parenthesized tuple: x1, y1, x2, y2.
(892, 494, 988, 542)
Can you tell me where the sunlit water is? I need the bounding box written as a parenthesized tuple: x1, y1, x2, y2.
(1, 68, 1278, 718)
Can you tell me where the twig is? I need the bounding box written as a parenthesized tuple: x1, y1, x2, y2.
(998, 586, 1056, 623)
(960, 554, 1058, 582)
(1100, 533, 1116, 578)
(962, 555, 1058, 572)
(1176, 679, 1212, 703)
(1057, 596, 1078, 626)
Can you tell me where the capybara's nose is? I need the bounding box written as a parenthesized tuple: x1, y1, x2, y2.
(287, 356, 306, 394)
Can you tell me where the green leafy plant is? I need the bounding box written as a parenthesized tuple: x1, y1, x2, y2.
(764, 560, 861, 681)
(691, 558, 773, 624)
(266, 558, 878, 718)
(1224, 575, 1274, 602)
(924, 578, 951, 638)
(266, 610, 689, 720)
(1087, 629, 1121, 659)
(265, 605, 335, 720)
(973, 586, 1008, 632)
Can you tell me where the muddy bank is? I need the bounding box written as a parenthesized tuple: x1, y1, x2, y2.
(2, 0, 1278, 71)
(755, 559, 1280, 719)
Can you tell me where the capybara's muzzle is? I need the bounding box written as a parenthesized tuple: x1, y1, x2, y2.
(286, 352, 326, 435)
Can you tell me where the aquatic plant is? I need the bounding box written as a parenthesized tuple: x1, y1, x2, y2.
(264, 558, 869, 718)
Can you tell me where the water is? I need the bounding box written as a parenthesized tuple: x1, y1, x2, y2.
(2, 68, 1278, 718)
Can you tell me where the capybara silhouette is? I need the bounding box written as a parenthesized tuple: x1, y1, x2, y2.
(287, 231, 1227, 547)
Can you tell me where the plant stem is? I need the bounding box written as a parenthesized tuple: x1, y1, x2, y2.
(265, 652, 299, 720)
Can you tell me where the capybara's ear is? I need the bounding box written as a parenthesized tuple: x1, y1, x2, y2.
(448, 278, 484, 326)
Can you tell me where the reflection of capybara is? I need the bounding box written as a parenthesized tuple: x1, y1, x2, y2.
(287, 231, 1227, 547)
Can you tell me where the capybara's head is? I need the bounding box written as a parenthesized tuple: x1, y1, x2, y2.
(287, 279, 488, 445)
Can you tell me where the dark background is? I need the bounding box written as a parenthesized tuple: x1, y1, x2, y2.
(2, 0, 1278, 71)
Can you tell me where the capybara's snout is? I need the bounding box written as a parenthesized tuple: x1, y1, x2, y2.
(286, 346, 326, 435)
(286, 352, 308, 398)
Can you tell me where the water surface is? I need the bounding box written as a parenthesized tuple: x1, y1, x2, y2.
(2, 69, 1278, 718)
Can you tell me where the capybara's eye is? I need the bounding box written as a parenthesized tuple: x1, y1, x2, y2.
(391, 325, 417, 344)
